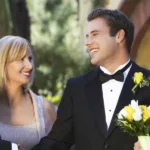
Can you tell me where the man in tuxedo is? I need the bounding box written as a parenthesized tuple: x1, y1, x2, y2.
(32, 8, 150, 150)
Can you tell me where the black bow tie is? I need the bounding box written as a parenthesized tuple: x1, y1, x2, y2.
(99, 61, 132, 83)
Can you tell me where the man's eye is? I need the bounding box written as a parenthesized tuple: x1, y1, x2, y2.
(93, 33, 98, 36)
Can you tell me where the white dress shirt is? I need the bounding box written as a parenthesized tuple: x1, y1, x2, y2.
(12, 143, 18, 150)
(100, 60, 132, 129)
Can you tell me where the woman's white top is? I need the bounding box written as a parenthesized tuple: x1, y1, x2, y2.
(0, 90, 57, 150)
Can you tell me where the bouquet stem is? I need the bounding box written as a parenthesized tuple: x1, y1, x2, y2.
(138, 135, 150, 150)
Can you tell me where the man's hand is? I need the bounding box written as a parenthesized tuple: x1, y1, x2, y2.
(18, 144, 21, 150)
(134, 141, 142, 150)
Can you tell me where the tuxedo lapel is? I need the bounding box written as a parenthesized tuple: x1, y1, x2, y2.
(85, 68, 107, 138)
(107, 62, 142, 137)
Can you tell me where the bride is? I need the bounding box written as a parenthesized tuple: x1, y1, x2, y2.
(0, 35, 57, 150)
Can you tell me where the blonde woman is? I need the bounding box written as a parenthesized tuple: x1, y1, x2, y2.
(0, 36, 57, 150)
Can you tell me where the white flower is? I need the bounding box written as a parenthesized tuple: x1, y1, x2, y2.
(130, 100, 139, 109)
(130, 100, 142, 121)
(118, 108, 127, 119)
(132, 107, 142, 121)
(147, 106, 150, 110)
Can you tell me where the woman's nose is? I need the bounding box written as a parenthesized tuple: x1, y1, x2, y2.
(25, 59, 33, 70)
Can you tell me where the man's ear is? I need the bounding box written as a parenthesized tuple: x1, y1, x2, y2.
(116, 29, 125, 43)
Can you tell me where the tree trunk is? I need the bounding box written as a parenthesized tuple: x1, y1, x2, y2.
(8, 0, 30, 40)
(0, 0, 12, 37)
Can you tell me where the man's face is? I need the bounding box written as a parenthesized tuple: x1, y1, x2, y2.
(85, 17, 117, 66)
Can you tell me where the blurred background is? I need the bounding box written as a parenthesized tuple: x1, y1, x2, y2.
(0, 0, 149, 105)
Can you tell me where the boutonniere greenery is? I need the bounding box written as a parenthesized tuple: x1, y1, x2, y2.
(132, 72, 150, 94)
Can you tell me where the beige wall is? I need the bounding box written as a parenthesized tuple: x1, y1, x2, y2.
(135, 28, 150, 69)
(106, 0, 123, 9)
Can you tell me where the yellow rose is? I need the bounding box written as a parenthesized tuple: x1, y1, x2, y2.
(124, 106, 135, 121)
(133, 72, 143, 84)
(139, 105, 147, 111)
(143, 110, 150, 122)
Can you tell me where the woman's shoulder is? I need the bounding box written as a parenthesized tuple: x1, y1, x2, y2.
(29, 90, 57, 133)
(29, 90, 57, 119)
(41, 97, 57, 133)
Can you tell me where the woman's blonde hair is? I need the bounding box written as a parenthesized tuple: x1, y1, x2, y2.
(0, 35, 35, 92)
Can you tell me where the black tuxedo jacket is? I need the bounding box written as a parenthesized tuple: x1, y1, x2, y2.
(32, 62, 150, 150)
(0, 139, 11, 150)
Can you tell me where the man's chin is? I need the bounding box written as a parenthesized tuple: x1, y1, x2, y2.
(91, 59, 100, 66)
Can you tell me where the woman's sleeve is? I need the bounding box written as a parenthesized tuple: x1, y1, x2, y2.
(41, 97, 58, 134)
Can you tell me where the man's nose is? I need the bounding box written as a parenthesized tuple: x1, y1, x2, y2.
(84, 37, 93, 46)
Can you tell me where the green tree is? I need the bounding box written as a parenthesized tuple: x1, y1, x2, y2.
(27, 0, 88, 105)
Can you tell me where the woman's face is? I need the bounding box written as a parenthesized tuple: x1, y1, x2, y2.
(6, 49, 34, 87)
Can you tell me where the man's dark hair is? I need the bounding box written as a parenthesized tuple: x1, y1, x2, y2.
(87, 8, 134, 53)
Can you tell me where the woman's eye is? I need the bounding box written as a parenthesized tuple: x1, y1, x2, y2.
(21, 57, 25, 61)
(28, 56, 32, 62)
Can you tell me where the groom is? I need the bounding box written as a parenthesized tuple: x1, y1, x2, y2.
(32, 8, 150, 150)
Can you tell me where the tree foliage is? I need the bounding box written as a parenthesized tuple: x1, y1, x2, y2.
(27, 0, 88, 105)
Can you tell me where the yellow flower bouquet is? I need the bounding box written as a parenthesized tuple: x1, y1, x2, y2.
(116, 100, 150, 150)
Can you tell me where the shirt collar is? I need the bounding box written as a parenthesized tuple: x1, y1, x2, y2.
(100, 59, 131, 75)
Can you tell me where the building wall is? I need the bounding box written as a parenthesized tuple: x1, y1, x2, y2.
(135, 28, 150, 69)
(118, 0, 150, 68)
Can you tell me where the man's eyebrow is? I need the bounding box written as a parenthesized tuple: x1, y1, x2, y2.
(86, 30, 100, 38)
(91, 30, 100, 33)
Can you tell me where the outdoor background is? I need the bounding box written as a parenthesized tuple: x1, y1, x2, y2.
(0, 0, 150, 105)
